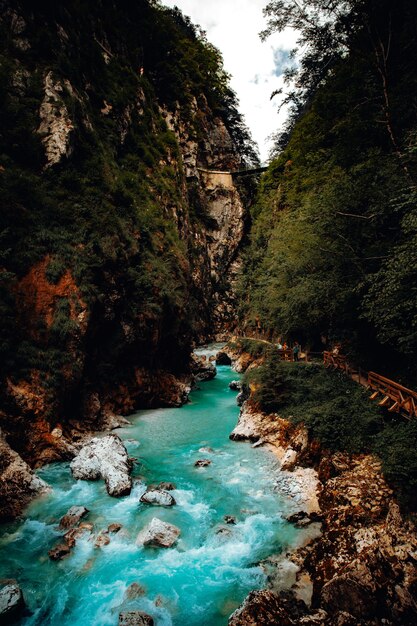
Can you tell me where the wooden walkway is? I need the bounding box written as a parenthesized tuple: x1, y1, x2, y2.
(323, 351, 417, 419)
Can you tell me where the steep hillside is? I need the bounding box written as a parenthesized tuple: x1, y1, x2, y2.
(239, 0, 417, 385)
(0, 0, 257, 474)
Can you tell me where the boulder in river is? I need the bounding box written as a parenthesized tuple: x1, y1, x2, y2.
(156, 481, 176, 491)
(215, 351, 232, 365)
(191, 354, 217, 383)
(108, 522, 123, 533)
(236, 386, 250, 407)
(194, 459, 211, 467)
(119, 612, 154, 626)
(59, 505, 89, 530)
(224, 515, 236, 525)
(136, 517, 180, 548)
(198, 446, 214, 454)
(48, 543, 71, 561)
(64, 525, 92, 548)
(70, 434, 132, 497)
(140, 489, 176, 506)
(0, 579, 25, 622)
(229, 380, 242, 391)
(124, 582, 146, 600)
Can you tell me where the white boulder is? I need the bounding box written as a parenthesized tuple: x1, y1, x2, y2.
(0, 579, 25, 620)
(70, 434, 132, 496)
(136, 518, 180, 548)
(140, 489, 176, 506)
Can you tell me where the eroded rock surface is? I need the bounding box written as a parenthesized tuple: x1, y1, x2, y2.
(194, 459, 211, 467)
(190, 354, 217, 383)
(70, 434, 132, 496)
(0, 579, 25, 622)
(48, 543, 71, 561)
(0, 435, 49, 521)
(119, 612, 154, 626)
(140, 489, 176, 507)
(59, 505, 89, 529)
(37, 71, 74, 167)
(136, 518, 180, 548)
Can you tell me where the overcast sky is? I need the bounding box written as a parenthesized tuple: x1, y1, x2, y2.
(162, 0, 298, 162)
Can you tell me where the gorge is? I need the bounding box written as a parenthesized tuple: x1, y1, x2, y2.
(1, 0, 417, 625)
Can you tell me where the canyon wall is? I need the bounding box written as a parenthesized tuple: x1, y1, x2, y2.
(0, 0, 256, 516)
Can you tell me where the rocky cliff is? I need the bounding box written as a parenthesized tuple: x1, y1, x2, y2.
(0, 0, 257, 518)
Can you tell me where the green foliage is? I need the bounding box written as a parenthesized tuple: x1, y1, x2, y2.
(246, 358, 382, 452)
(45, 257, 67, 284)
(247, 357, 417, 507)
(0, 0, 258, 397)
(228, 337, 275, 360)
(50, 299, 78, 342)
(374, 421, 417, 509)
(239, 0, 417, 382)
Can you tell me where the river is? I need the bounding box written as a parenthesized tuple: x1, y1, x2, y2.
(0, 347, 305, 625)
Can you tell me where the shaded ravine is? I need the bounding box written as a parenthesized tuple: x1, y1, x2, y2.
(0, 348, 308, 626)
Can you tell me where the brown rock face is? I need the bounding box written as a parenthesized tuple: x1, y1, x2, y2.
(0, 436, 49, 522)
(119, 612, 154, 626)
(16, 256, 87, 333)
(59, 506, 89, 530)
(229, 590, 309, 626)
(48, 543, 71, 561)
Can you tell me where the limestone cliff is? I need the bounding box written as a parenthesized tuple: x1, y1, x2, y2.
(0, 0, 257, 515)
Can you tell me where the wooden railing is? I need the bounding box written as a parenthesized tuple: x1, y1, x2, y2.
(277, 348, 294, 361)
(324, 351, 349, 372)
(368, 372, 417, 418)
(324, 351, 417, 419)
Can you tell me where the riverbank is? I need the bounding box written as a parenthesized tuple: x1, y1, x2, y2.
(222, 340, 417, 626)
(0, 354, 315, 626)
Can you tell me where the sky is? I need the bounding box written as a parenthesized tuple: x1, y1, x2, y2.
(162, 0, 298, 162)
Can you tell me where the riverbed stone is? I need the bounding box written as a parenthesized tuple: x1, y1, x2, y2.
(70, 434, 132, 497)
(108, 523, 122, 533)
(156, 481, 176, 491)
(136, 518, 180, 548)
(216, 351, 232, 365)
(191, 354, 217, 382)
(140, 489, 176, 507)
(124, 582, 146, 600)
(194, 459, 211, 467)
(59, 505, 89, 529)
(119, 611, 154, 626)
(0, 579, 25, 621)
(224, 515, 236, 524)
(64, 525, 92, 548)
(48, 543, 71, 560)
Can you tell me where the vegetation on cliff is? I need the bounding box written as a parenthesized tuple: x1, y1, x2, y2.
(0, 0, 258, 458)
(245, 356, 417, 508)
(239, 0, 417, 384)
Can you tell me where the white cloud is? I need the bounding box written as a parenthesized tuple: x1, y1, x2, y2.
(162, 0, 298, 162)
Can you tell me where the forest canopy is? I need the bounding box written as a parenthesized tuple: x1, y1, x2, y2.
(239, 0, 417, 384)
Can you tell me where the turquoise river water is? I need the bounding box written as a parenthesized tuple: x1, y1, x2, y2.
(0, 348, 304, 625)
